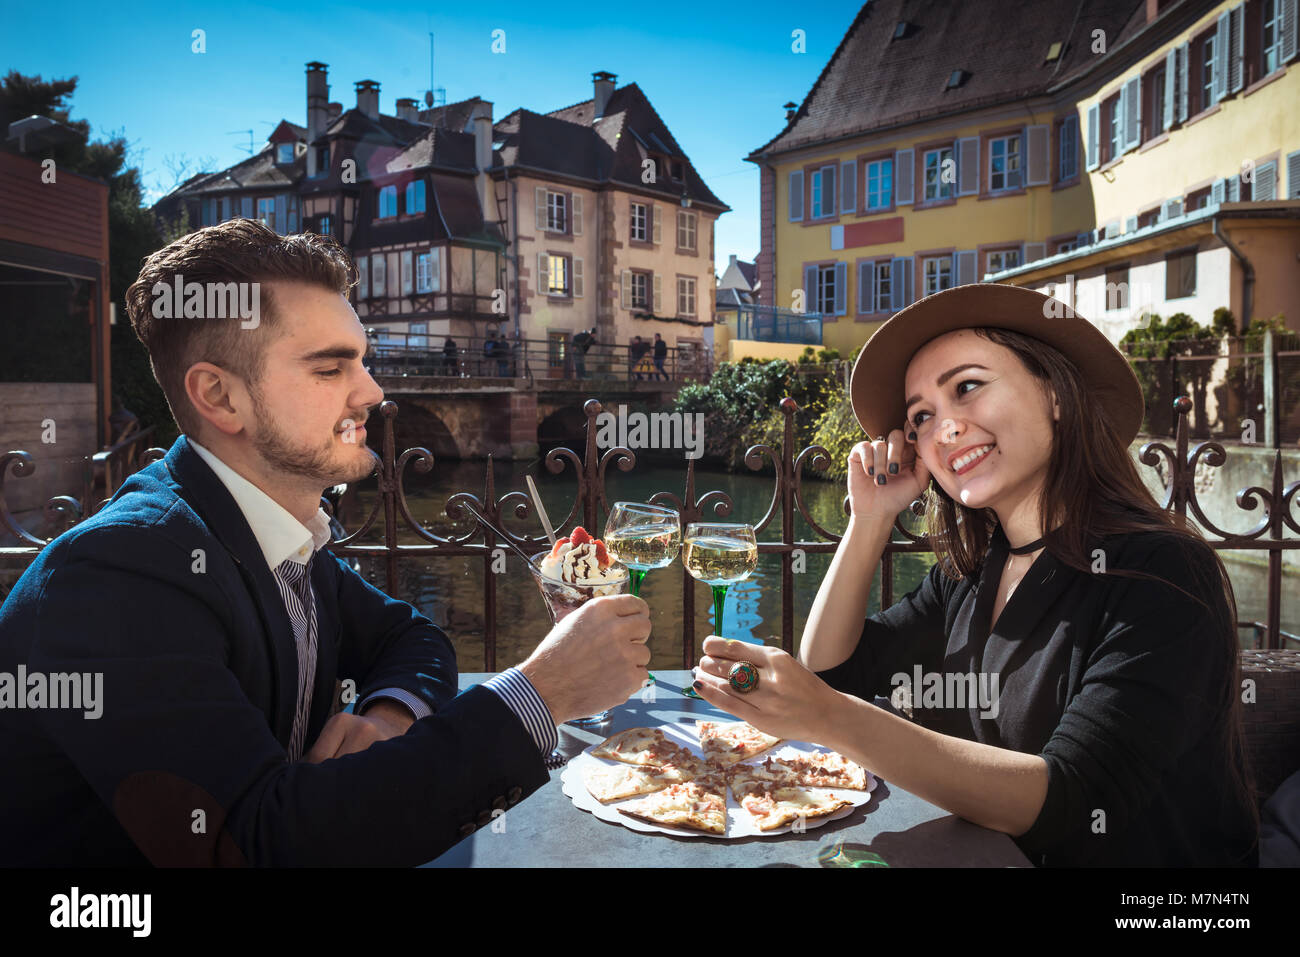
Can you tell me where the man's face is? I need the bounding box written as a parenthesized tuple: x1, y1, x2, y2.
(903, 330, 1058, 513)
(242, 280, 384, 488)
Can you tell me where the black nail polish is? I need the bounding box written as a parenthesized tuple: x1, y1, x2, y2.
(908, 430, 917, 441)
(867, 465, 874, 475)
(889, 463, 899, 474)
(692, 680, 703, 691)
(876, 474, 886, 485)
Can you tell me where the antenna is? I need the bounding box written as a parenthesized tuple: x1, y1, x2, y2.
(226, 129, 253, 156)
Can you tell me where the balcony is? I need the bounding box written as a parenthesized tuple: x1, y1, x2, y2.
(735, 304, 823, 345)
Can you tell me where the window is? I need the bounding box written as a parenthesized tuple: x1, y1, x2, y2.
(257, 197, 275, 231)
(1138, 207, 1161, 229)
(547, 192, 567, 232)
(1144, 64, 1167, 141)
(317, 146, 330, 175)
(989, 136, 1023, 191)
(923, 147, 954, 201)
(1055, 238, 1078, 254)
(873, 262, 892, 312)
(1059, 116, 1078, 181)
(1107, 94, 1122, 163)
(406, 180, 426, 214)
(1166, 248, 1197, 298)
(677, 276, 696, 316)
(1185, 186, 1212, 211)
(811, 165, 837, 218)
(1104, 264, 1130, 310)
(630, 271, 649, 309)
(277, 143, 294, 164)
(544, 255, 569, 296)
(677, 210, 697, 251)
(357, 255, 368, 299)
(318, 215, 332, 236)
(401, 250, 413, 295)
(1200, 32, 1216, 112)
(987, 249, 1020, 273)
(630, 203, 647, 242)
(815, 265, 837, 314)
(866, 158, 893, 210)
(923, 257, 953, 295)
(378, 186, 397, 219)
(416, 250, 441, 292)
(671, 161, 684, 182)
(372, 255, 387, 298)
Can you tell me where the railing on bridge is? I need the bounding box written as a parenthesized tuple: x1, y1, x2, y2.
(735, 304, 824, 345)
(363, 330, 713, 384)
(2, 396, 1296, 661)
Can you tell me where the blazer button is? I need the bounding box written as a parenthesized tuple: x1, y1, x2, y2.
(476, 809, 494, 827)
(458, 822, 475, 838)
(508, 786, 523, 805)
(492, 795, 508, 812)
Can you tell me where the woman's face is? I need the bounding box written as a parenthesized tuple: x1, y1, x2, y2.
(903, 329, 1059, 514)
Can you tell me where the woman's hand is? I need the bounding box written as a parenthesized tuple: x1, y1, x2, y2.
(846, 422, 932, 527)
(692, 636, 843, 746)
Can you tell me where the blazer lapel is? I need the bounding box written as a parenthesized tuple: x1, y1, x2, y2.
(161, 436, 299, 748)
(305, 553, 340, 741)
(980, 524, 1077, 642)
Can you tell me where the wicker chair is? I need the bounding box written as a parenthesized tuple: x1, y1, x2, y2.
(1240, 649, 1300, 807)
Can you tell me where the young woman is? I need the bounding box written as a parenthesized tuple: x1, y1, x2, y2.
(691, 283, 1259, 867)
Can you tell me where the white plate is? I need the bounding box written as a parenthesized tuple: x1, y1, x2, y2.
(560, 719, 877, 839)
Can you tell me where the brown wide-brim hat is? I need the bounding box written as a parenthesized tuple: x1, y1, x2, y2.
(849, 283, 1145, 444)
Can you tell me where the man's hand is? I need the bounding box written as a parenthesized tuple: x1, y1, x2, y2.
(301, 700, 414, 763)
(518, 594, 652, 725)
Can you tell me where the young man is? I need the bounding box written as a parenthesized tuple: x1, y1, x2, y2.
(652, 333, 668, 381)
(0, 219, 651, 866)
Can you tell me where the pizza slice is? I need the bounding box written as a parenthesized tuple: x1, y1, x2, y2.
(591, 727, 691, 767)
(696, 720, 782, 766)
(584, 763, 693, 803)
(737, 752, 870, 790)
(616, 779, 728, 835)
(728, 771, 853, 832)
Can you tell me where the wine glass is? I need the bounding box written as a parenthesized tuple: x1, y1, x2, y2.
(604, 502, 681, 687)
(683, 521, 759, 644)
(528, 551, 630, 764)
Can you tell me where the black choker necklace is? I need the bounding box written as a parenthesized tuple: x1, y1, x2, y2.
(1007, 536, 1044, 555)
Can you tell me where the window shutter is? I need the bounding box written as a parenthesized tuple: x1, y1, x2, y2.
(1076, 232, 1090, 247)
(275, 194, 287, 234)
(1212, 177, 1227, 205)
(431, 248, 442, 291)
(621, 270, 631, 308)
(652, 274, 662, 313)
(803, 265, 817, 313)
(240, 196, 252, 219)
(789, 170, 804, 220)
(1214, 12, 1230, 101)
(1177, 43, 1189, 122)
(1026, 125, 1049, 186)
(288, 195, 299, 233)
(538, 253, 549, 295)
(833, 262, 847, 316)
(889, 258, 906, 310)
(858, 261, 874, 313)
(572, 194, 583, 236)
(1229, 4, 1244, 93)
(1283, 0, 1298, 64)
(535, 187, 547, 231)
(840, 160, 857, 213)
(357, 255, 368, 299)
(1164, 49, 1177, 130)
(1024, 242, 1045, 264)
(1123, 77, 1140, 152)
(401, 250, 413, 294)
(1287, 151, 1300, 198)
(1125, 215, 1138, 234)
(1086, 105, 1099, 171)
(955, 249, 977, 285)
(373, 255, 386, 297)
(416, 254, 428, 293)
(573, 257, 584, 297)
(1255, 161, 1277, 201)
(958, 137, 979, 195)
(652, 205, 662, 244)
(824, 165, 836, 218)
(1226, 175, 1240, 202)
(895, 149, 914, 204)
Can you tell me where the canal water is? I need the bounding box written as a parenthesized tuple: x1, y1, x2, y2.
(343, 457, 1297, 671)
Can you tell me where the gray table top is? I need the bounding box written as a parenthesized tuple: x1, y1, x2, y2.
(425, 671, 1031, 868)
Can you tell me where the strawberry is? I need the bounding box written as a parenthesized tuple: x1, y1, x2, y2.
(570, 526, 591, 547)
(594, 540, 610, 568)
(549, 536, 570, 558)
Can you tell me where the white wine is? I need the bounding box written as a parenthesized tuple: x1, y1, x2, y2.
(605, 523, 681, 569)
(683, 536, 759, 584)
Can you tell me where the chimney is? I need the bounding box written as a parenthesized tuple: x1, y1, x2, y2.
(327, 101, 342, 124)
(592, 71, 616, 121)
(306, 62, 328, 177)
(783, 101, 798, 121)
(729, 254, 738, 268)
(469, 100, 494, 219)
(395, 98, 419, 123)
(355, 80, 380, 119)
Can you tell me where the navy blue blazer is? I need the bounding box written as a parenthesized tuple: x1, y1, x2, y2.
(0, 435, 548, 866)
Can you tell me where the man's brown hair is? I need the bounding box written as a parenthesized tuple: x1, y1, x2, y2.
(124, 218, 356, 437)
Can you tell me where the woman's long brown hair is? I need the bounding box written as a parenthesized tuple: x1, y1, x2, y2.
(917, 327, 1259, 855)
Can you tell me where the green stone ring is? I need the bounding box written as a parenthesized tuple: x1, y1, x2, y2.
(728, 661, 760, 693)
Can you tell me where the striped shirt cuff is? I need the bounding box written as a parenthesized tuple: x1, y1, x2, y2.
(483, 668, 559, 756)
(357, 687, 433, 721)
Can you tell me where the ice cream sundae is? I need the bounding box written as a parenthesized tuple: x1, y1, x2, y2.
(531, 527, 628, 623)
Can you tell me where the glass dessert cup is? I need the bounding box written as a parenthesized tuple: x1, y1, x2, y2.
(528, 552, 630, 746)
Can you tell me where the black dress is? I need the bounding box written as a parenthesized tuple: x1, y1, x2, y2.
(815, 524, 1259, 866)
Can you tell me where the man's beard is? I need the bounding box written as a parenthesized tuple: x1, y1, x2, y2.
(248, 389, 377, 487)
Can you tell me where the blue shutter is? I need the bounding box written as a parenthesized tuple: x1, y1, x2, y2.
(1123, 77, 1140, 152)
(841, 160, 857, 213)
(1214, 12, 1230, 101)
(958, 137, 979, 195)
(1211, 177, 1227, 205)
(1287, 151, 1300, 198)
(895, 149, 914, 204)
(1255, 162, 1277, 201)
(1283, 0, 1298, 64)
(1086, 105, 1099, 171)
(1177, 43, 1189, 122)
(803, 264, 817, 313)
(275, 194, 287, 234)
(833, 262, 847, 315)
(1164, 49, 1177, 131)
(889, 258, 906, 310)
(241, 196, 252, 219)
(1229, 4, 1244, 93)
(955, 249, 976, 285)
(789, 171, 804, 221)
(858, 261, 874, 313)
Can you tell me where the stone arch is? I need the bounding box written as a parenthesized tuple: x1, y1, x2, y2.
(537, 404, 588, 452)
(389, 400, 460, 460)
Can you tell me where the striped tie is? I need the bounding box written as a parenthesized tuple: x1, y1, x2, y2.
(273, 555, 318, 762)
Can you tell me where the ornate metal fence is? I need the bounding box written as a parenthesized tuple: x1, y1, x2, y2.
(2, 395, 1297, 663)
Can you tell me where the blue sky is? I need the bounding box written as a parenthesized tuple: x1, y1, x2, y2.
(3, 0, 864, 272)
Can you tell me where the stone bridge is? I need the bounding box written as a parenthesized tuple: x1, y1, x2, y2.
(372, 374, 684, 459)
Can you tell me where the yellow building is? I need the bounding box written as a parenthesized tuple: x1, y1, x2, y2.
(746, 0, 1299, 354)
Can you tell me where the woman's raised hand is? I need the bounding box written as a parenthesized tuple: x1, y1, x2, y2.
(846, 424, 932, 525)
